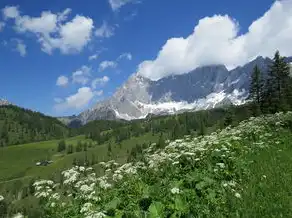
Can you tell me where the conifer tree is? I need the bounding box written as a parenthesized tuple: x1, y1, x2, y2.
(249, 65, 263, 105)
(261, 51, 291, 112)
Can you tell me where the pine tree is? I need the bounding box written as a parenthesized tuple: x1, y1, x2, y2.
(57, 140, 66, 152)
(198, 116, 206, 136)
(261, 51, 291, 113)
(249, 65, 263, 105)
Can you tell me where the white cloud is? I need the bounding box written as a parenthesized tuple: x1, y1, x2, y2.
(16, 40, 26, 57)
(92, 76, 110, 89)
(108, 0, 136, 11)
(0, 21, 5, 31)
(99, 60, 117, 72)
(138, 0, 292, 81)
(95, 21, 115, 38)
(56, 75, 69, 86)
(89, 54, 99, 61)
(11, 39, 26, 57)
(15, 11, 58, 34)
(72, 65, 91, 85)
(88, 48, 108, 61)
(2, 6, 20, 19)
(3, 6, 94, 54)
(118, 52, 132, 61)
(54, 87, 97, 110)
(55, 15, 94, 54)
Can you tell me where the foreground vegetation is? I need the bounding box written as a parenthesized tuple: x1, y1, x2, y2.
(2, 111, 291, 217)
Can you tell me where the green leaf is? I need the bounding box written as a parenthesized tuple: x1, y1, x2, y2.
(105, 197, 120, 210)
(175, 196, 187, 211)
(148, 201, 164, 218)
(114, 210, 123, 218)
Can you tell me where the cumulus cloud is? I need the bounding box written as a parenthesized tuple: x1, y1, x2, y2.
(99, 60, 117, 72)
(72, 65, 91, 85)
(95, 21, 115, 38)
(56, 75, 69, 86)
(91, 76, 110, 89)
(54, 87, 96, 110)
(118, 52, 132, 61)
(2, 6, 20, 19)
(15, 11, 58, 34)
(138, 0, 292, 80)
(2, 6, 94, 54)
(108, 0, 136, 11)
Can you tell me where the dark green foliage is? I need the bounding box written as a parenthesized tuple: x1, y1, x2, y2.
(67, 144, 73, 154)
(0, 105, 70, 146)
(75, 141, 83, 152)
(57, 140, 66, 152)
(260, 51, 292, 113)
(224, 109, 236, 127)
(156, 133, 166, 149)
(0, 200, 8, 218)
(249, 65, 263, 105)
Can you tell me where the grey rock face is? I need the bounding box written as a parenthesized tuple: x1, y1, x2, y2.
(71, 56, 280, 124)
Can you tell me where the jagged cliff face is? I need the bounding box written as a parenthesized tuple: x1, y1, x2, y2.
(74, 56, 274, 124)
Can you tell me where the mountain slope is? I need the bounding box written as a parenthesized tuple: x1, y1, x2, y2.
(71, 56, 287, 124)
(0, 105, 70, 146)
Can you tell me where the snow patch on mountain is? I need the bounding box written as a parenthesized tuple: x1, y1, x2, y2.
(113, 89, 246, 121)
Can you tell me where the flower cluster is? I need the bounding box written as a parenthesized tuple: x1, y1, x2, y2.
(33, 112, 292, 217)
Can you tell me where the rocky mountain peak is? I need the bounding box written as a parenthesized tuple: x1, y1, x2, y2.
(0, 99, 11, 106)
(65, 56, 291, 125)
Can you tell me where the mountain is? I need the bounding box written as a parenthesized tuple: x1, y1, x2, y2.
(0, 99, 12, 106)
(0, 104, 70, 146)
(68, 56, 280, 124)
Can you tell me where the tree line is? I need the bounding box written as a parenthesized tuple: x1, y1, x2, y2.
(249, 51, 292, 114)
(0, 105, 70, 147)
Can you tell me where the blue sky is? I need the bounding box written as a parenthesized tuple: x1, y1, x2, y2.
(0, 0, 289, 116)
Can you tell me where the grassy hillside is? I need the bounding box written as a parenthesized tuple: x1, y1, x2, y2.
(0, 105, 70, 146)
(14, 112, 292, 218)
(0, 131, 160, 217)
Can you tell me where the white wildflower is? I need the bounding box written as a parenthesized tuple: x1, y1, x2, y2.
(0, 195, 4, 201)
(80, 202, 93, 214)
(235, 192, 241, 198)
(171, 187, 180, 194)
(216, 163, 225, 169)
(79, 166, 86, 172)
(12, 213, 24, 218)
(85, 211, 106, 218)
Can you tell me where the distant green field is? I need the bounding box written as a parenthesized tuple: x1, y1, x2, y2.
(0, 133, 158, 183)
(0, 135, 90, 182)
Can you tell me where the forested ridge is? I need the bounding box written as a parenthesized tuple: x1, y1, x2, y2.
(0, 105, 70, 146)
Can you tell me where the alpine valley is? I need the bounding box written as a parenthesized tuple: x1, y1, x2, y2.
(67, 56, 292, 125)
